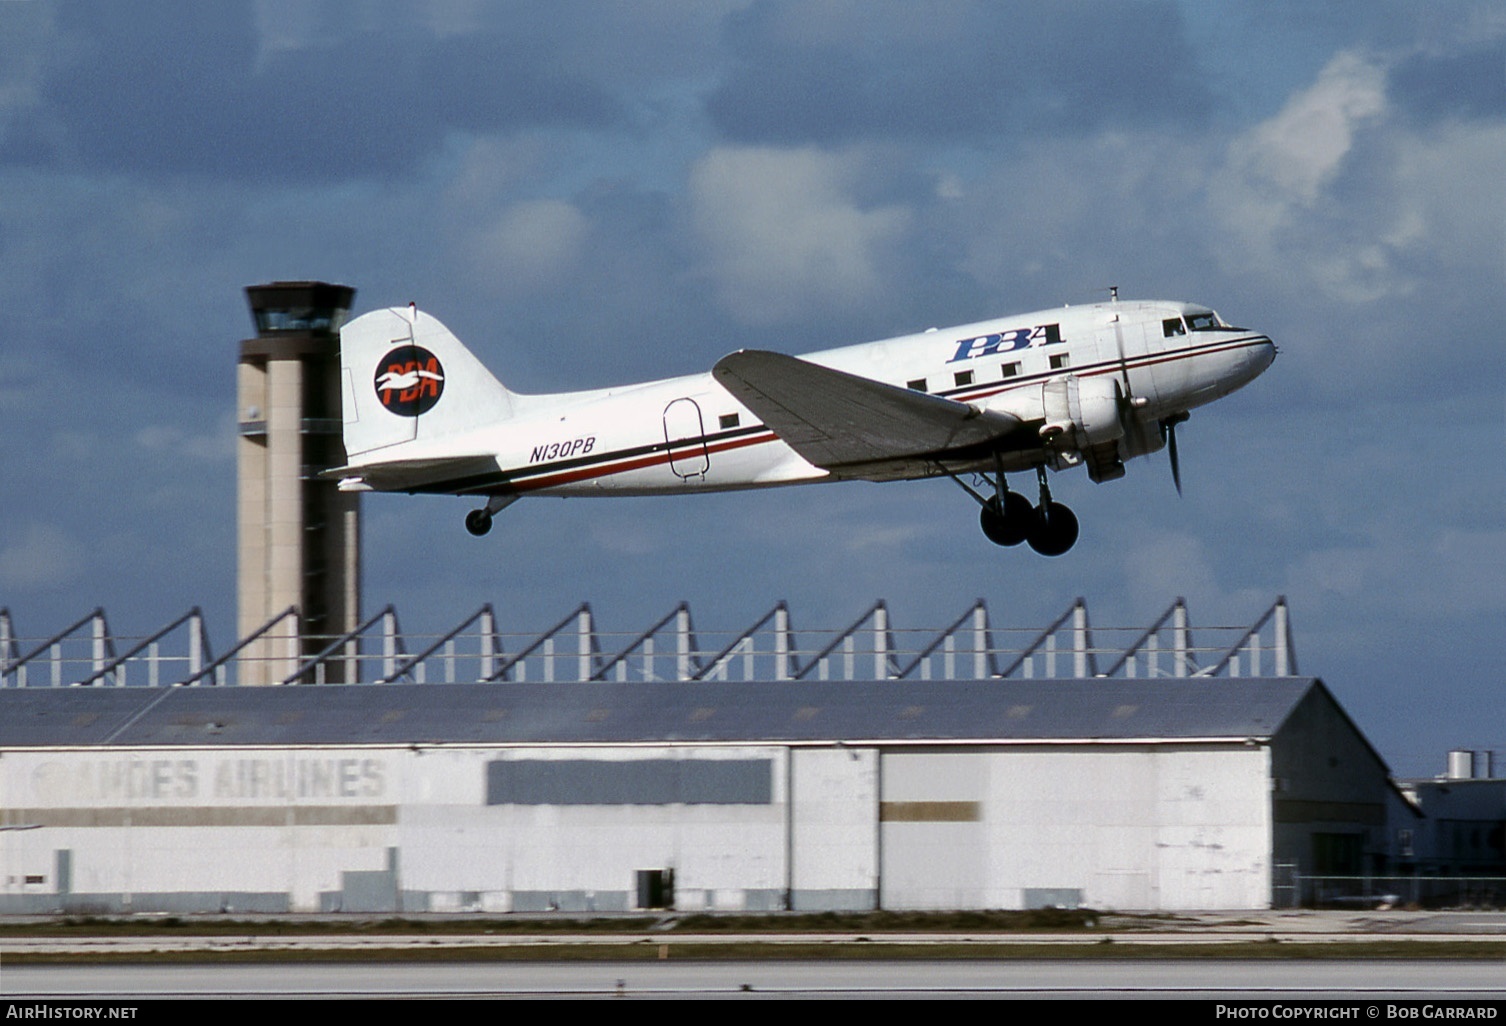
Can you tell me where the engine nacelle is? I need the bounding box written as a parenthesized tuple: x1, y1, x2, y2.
(1040, 375, 1124, 452)
(978, 375, 1160, 482)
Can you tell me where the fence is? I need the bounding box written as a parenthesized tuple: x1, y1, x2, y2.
(0, 596, 1299, 688)
(1288, 874, 1506, 910)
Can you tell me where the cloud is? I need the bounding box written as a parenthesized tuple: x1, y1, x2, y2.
(0, 524, 85, 592)
(1226, 52, 1387, 206)
(1207, 48, 1506, 306)
(1287, 527, 1506, 619)
(1114, 530, 1273, 624)
(1206, 49, 1390, 293)
(132, 415, 236, 463)
(688, 146, 910, 323)
(1390, 40, 1506, 123)
(467, 199, 591, 296)
(706, 0, 1212, 144)
(1, 1, 624, 183)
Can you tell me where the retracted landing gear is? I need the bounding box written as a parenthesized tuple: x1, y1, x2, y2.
(954, 460, 1079, 556)
(465, 494, 519, 537)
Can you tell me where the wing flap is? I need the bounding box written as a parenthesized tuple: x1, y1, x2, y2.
(713, 350, 1022, 469)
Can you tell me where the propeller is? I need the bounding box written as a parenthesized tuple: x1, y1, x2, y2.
(1160, 412, 1189, 495)
(1114, 321, 1132, 397)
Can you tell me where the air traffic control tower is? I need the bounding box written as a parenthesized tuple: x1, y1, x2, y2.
(237, 282, 360, 684)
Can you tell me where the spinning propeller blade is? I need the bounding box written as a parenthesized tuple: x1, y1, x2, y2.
(1161, 412, 1189, 496)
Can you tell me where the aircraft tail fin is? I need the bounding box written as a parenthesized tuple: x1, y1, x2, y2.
(339, 306, 518, 458)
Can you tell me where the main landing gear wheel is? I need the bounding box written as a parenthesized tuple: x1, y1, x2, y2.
(464, 509, 493, 536)
(1025, 465, 1079, 556)
(980, 491, 1033, 546)
(953, 461, 1081, 556)
(1027, 501, 1079, 556)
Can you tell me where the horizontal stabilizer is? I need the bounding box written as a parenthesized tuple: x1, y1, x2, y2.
(713, 350, 1023, 469)
(323, 454, 501, 494)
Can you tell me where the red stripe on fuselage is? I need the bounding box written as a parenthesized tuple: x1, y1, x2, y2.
(942, 335, 1268, 407)
(503, 336, 1265, 492)
(512, 430, 779, 492)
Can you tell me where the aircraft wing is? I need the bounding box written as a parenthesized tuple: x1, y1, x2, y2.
(713, 350, 1024, 470)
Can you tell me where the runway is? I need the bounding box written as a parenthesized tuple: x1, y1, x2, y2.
(6, 912, 1506, 999)
(6, 959, 1506, 999)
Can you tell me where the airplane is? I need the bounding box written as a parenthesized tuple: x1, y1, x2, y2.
(329, 294, 1275, 556)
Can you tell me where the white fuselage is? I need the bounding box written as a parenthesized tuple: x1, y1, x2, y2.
(354, 299, 1274, 499)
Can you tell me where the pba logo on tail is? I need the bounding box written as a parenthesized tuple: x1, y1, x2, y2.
(375, 345, 445, 417)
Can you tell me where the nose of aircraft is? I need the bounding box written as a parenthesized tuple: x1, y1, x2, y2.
(1248, 335, 1277, 377)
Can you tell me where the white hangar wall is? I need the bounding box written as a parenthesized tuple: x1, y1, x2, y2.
(0, 745, 829, 914)
(3, 748, 399, 913)
(397, 746, 796, 913)
(879, 746, 1271, 910)
(1, 740, 1278, 914)
(789, 747, 879, 910)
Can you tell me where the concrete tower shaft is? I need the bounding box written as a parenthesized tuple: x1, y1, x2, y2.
(237, 282, 360, 684)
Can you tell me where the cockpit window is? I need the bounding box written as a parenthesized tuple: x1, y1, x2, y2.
(1163, 317, 1186, 337)
(1186, 311, 1223, 331)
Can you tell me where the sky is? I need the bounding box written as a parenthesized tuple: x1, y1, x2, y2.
(0, 0, 1502, 778)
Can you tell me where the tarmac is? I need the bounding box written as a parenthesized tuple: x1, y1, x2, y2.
(4, 909, 1506, 958)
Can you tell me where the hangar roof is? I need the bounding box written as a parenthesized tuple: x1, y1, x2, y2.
(0, 677, 1325, 749)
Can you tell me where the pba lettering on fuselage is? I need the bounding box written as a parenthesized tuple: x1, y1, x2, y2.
(375, 344, 445, 417)
(946, 323, 1062, 364)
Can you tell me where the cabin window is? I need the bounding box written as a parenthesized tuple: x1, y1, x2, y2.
(1049, 353, 1070, 370)
(719, 413, 740, 430)
(1163, 317, 1186, 337)
(907, 378, 927, 392)
(1001, 361, 1020, 378)
(953, 370, 974, 387)
(1042, 323, 1062, 345)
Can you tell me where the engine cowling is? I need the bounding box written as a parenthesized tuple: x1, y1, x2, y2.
(1040, 375, 1123, 451)
(1046, 376, 1182, 483)
(979, 375, 1163, 482)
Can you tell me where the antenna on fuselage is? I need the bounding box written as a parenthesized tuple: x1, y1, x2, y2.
(1109, 285, 1119, 302)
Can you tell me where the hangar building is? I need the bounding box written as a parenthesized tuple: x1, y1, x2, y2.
(0, 667, 1394, 914)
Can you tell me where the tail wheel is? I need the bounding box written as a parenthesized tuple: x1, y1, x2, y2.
(465, 509, 493, 537)
(1027, 502, 1079, 556)
(980, 492, 1033, 546)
